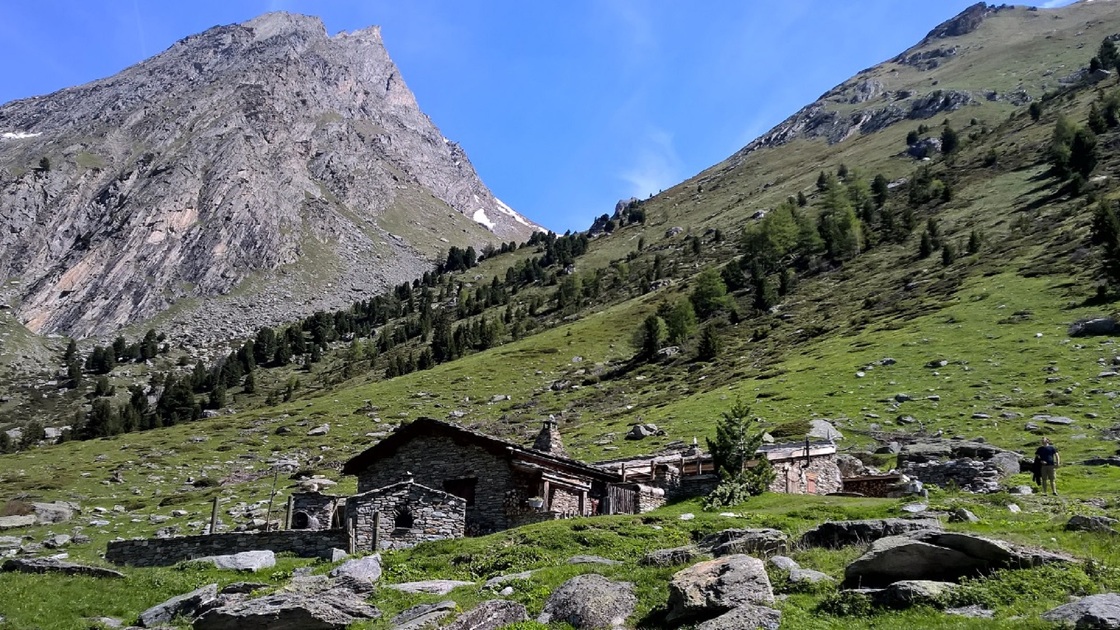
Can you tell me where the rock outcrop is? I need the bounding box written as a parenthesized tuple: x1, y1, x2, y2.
(843, 530, 1074, 588)
(0, 12, 541, 339)
(537, 574, 636, 629)
(666, 555, 775, 625)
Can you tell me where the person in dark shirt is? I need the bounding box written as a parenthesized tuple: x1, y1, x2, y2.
(1034, 438, 1060, 495)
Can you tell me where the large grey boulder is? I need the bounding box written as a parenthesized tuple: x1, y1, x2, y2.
(1041, 593, 1120, 629)
(384, 580, 475, 595)
(843, 530, 1074, 588)
(987, 452, 1021, 477)
(191, 550, 275, 572)
(32, 501, 78, 524)
(699, 529, 788, 557)
(1, 557, 124, 579)
(808, 419, 843, 441)
(537, 574, 636, 629)
(844, 537, 988, 588)
(138, 583, 217, 627)
(389, 600, 455, 630)
(800, 518, 942, 549)
(666, 555, 774, 625)
(444, 600, 529, 630)
(875, 580, 959, 609)
(640, 546, 706, 567)
(1066, 515, 1119, 535)
(483, 570, 535, 589)
(0, 515, 36, 530)
(789, 568, 835, 585)
(328, 554, 381, 584)
(693, 605, 781, 630)
(193, 591, 380, 630)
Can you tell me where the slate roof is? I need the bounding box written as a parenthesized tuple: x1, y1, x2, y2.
(341, 417, 620, 482)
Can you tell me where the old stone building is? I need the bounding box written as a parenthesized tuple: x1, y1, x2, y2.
(339, 417, 622, 534)
(595, 438, 843, 502)
(346, 479, 466, 551)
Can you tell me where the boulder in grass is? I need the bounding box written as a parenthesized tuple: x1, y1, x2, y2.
(194, 590, 380, 630)
(641, 546, 706, 568)
(666, 555, 774, 625)
(1066, 514, 1119, 535)
(1041, 593, 1120, 629)
(800, 518, 941, 549)
(444, 600, 529, 630)
(843, 530, 1074, 588)
(1, 557, 124, 579)
(693, 605, 782, 630)
(389, 601, 456, 630)
(138, 583, 217, 627)
(328, 554, 381, 584)
(699, 528, 788, 557)
(537, 574, 636, 629)
(191, 550, 275, 572)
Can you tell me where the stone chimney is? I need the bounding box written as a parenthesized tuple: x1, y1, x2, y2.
(532, 416, 567, 457)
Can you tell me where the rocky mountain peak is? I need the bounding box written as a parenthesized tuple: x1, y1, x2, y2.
(0, 13, 542, 340)
(921, 3, 995, 45)
(242, 11, 327, 42)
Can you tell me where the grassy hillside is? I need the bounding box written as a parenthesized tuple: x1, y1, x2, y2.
(3, 2, 1120, 628)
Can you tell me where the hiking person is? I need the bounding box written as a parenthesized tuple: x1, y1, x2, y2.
(1034, 437, 1060, 495)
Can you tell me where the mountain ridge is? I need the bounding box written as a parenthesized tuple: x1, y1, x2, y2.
(0, 12, 541, 340)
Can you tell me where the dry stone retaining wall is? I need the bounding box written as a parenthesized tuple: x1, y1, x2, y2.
(105, 529, 350, 567)
(902, 458, 1003, 493)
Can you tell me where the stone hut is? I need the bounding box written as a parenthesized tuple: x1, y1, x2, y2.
(761, 441, 843, 495)
(340, 417, 622, 534)
(288, 491, 342, 530)
(345, 479, 466, 551)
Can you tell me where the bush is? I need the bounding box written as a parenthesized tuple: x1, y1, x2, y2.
(769, 419, 811, 440)
(945, 565, 1096, 609)
(818, 589, 874, 617)
(0, 499, 33, 517)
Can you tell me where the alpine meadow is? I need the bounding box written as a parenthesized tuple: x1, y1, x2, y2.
(5, 3, 1120, 629)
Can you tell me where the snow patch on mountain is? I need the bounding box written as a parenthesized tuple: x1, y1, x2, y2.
(473, 209, 496, 230)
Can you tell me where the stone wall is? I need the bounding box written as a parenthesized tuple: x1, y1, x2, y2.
(106, 529, 350, 567)
(548, 486, 583, 516)
(355, 433, 516, 533)
(842, 475, 905, 497)
(769, 456, 843, 495)
(902, 458, 1003, 493)
(347, 481, 465, 552)
(660, 474, 720, 501)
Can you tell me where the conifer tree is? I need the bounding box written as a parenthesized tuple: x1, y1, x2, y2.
(704, 399, 774, 508)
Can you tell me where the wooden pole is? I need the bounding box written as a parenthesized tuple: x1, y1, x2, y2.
(285, 495, 294, 530)
(264, 469, 279, 531)
(209, 497, 220, 535)
(372, 512, 382, 552)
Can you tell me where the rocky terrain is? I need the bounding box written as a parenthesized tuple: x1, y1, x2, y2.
(0, 12, 540, 341)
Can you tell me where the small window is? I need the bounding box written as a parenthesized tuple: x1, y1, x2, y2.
(394, 508, 414, 530)
(443, 478, 477, 506)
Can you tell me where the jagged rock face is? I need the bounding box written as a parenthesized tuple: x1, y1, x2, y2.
(0, 12, 541, 339)
(921, 2, 994, 44)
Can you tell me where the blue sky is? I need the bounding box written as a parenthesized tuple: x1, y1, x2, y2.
(0, 1, 1075, 233)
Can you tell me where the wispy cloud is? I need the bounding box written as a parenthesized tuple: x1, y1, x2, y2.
(1040, 0, 1074, 7)
(131, 0, 148, 58)
(619, 128, 683, 198)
